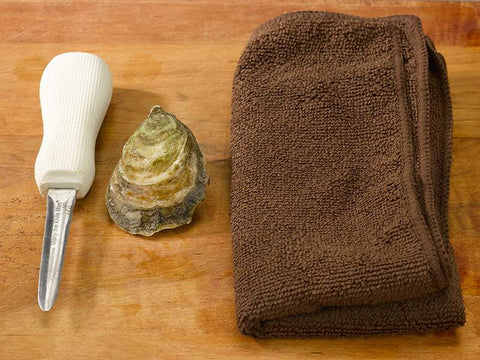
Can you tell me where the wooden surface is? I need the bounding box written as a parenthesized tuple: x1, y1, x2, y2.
(0, 1, 479, 359)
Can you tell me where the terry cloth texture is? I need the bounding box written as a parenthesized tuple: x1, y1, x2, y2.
(230, 11, 465, 338)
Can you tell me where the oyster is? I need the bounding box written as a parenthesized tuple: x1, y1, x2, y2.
(106, 106, 208, 236)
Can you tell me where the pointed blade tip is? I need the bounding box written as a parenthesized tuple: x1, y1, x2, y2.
(38, 295, 54, 311)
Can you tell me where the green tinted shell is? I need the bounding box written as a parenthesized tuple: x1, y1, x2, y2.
(106, 106, 209, 236)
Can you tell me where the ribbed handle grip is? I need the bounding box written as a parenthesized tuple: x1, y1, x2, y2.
(35, 52, 113, 198)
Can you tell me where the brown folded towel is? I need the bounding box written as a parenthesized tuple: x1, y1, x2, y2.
(230, 11, 465, 338)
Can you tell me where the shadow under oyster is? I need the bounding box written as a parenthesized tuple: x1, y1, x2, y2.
(106, 106, 209, 236)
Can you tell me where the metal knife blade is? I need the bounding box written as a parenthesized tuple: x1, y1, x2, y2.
(38, 188, 76, 311)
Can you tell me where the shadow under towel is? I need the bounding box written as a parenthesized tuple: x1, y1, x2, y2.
(230, 11, 465, 338)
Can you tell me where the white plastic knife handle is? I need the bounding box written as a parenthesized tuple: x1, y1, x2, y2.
(35, 52, 113, 198)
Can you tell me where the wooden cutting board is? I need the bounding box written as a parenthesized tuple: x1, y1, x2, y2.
(0, 1, 478, 359)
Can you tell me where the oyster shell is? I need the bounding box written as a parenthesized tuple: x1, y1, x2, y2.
(106, 106, 208, 236)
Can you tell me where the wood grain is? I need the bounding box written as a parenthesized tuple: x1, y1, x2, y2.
(0, 1, 479, 359)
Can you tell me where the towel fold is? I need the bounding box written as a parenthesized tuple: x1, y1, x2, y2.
(230, 11, 465, 338)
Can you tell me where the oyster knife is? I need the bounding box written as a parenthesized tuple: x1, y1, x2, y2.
(35, 52, 112, 311)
